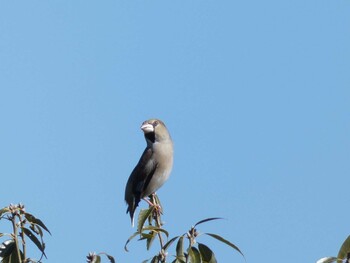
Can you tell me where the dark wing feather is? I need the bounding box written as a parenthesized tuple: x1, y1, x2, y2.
(125, 147, 158, 224)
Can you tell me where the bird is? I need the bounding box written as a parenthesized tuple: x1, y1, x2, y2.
(125, 119, 174, 226)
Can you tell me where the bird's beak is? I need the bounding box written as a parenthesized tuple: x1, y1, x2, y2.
(141, 123, 154, 133)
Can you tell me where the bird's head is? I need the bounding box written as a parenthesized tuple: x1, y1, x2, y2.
(141, 119, 171, 144)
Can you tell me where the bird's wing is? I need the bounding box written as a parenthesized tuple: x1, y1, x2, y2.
(131, 147, 158, 197)
(125, 147, 158, 225)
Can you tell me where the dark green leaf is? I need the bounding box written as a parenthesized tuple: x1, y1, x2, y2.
(176, 236, 185, 261)
(124, 231, 139, 252)
(23, 228, 47, 258)
(0, 240, 15, 258)
(188, 247, 201, 263)
(24, 212, 51, 235)
(198, 243, 217, 263)
(0, 240, 22, 263)
(30, 224, 43, 238)
(163, 236, 179, 251)
(106, 254, 115, 263)
(138, 207, 154, 233)
(337, 235, 350, 263)
(205, 233, 244, 258)
(150, 255, 158, 263)
(194, 218, 223, 227)
(2, 251, 20, 263)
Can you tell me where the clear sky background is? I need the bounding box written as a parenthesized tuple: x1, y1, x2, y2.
(0, 1, 349, 263)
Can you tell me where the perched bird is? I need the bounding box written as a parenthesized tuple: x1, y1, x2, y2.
(125, 119, 174, 226)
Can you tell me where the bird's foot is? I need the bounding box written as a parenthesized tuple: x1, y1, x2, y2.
(143, 193, 163, 215)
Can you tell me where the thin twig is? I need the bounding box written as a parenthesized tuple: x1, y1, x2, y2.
(10, 214, 23, 263)
(151, 195, 166, 263)
(19, 213, 27, 261)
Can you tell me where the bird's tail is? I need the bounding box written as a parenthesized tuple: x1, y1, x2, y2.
(126, 197, 140, 227)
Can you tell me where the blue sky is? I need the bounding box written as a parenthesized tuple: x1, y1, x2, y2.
(0, 1, 349, 262)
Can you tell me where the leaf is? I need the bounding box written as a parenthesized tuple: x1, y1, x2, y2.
(205, 233, 244, 258)
(0, 240, 22, 263)
(150, 255, 158, 263)
(316, 257, 339, 263)
(138, 207, 154, 233)
(22, 228, 47, 258)
(30, 224, 43, 238)
(98, 252, 116, 263)
(198, 243, 217, 263)
(0, 207, 10, 218)
(124, 232, 139, 252)
(176, 236, 186, 262)
(2, 250, 21, 263)
(194, 218, 223, 227)
(146, 231, 157, 251)
(24, 212, 51, 235)
(163, 236, 179, 251)
(0, 240, 15, 258)
(188, 247, 201, 263)
(142, 226, 169, 238)
(106, 254, 116, 263)
(337, 235, 350, 263)
(91, 255, 101, 263)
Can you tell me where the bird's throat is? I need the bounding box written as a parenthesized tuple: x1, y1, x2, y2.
(145, 132, 155, 143)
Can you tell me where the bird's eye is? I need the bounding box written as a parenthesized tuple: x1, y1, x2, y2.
(153, 120, 159, 126)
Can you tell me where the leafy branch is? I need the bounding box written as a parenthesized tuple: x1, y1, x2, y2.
(0, 203, 51, 263)
(124, 194, 244, 263)
(317, 235, 350, 263)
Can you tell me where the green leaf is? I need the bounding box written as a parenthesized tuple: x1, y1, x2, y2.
(150, 255, 158, 263)
(2, 251, 21, 263)
(0, 240, 22, 263)
(337, 235, 350, 263)
(140, 233, 154, 240)
(124, 232, 139, 252)
(163, 236, 179, 251)
(198, 243, 217, 263)
(106, 254, 116, 263)
(142, 226, 169, 238)
(24, 212, 51, 235)
(138, 207, 154, 233)
(316, 257, 339, 263)
(205, 233, 244, 258)
(23, 227, 47, 258)
(91, 254, 101, 263)
(0, 207, 10, 218)
(0, 240, 15, 258)
(188, 247, 201, 263)
(176, 236, 186, 262)
(98, 252, 115, 263)
(146, 231, 157, 250)
(194, 218, 223, 227)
